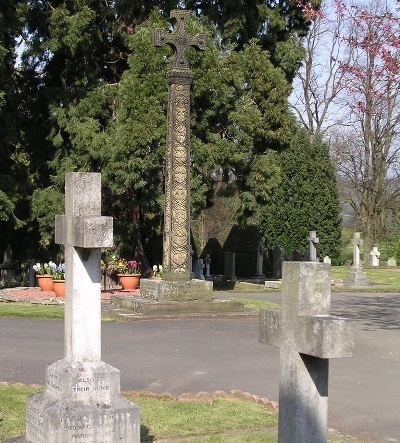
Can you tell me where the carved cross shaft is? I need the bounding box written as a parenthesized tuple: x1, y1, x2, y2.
(153, 10, 206, 70)
(260, 262, 354, 443)
(55, 172, 113, 362)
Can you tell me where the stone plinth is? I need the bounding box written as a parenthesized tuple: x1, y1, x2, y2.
(26, 360, 139, 443)
(343, 266, 368, 286)
(140, 278, 213, 301)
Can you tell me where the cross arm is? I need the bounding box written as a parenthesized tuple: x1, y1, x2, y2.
(55, 215, 113, 248)
(297, 315, 354, 359)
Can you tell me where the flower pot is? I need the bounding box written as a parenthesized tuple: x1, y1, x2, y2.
(117, 274, 141, 290)
(53, 280, 65, 298)
(36, 274, 54, 292)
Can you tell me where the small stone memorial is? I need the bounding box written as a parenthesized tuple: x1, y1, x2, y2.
(21, 173, 140, 443)
(387, 257, 397, 267)
(224, 251, 237, 281)
(370, 246, 380, 267)
(272, 245, 285, 279)
(253, 241, 265, 278)
(204, 254, 211, 279)
(323, 255, 332, 264)
(259, 261, 354, 442)
(343, 232, 368, 286)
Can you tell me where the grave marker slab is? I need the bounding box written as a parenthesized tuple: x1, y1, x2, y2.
(224, 251, 237, 281)
(272, 245, 285, 279)
(260, 262, 354, 442)
(254, 241, 265, 278)
(24, 173, 140, 443)
(388, 257, 397, 267)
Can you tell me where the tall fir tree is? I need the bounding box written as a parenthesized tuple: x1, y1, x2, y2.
(258, 130, 342, 263)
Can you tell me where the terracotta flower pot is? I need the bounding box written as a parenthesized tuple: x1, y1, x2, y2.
(117, 274, 141, 291)
(36, 274, 54, 292)
(53, 280, 65, 298)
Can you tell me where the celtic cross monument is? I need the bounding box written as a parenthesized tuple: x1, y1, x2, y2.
(153, 9, 206, 282)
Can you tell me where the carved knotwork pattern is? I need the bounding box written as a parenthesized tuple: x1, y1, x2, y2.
(163, 83, 191, 278)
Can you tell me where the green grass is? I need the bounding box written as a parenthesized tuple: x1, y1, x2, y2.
(331, 266, 400, 291)
(0, 383, 348, 442)
(0, 303, 64, 319)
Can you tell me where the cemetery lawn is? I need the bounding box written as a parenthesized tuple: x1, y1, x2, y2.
(331, 266, 400, 291)
(0, 383, 347, 442)
(0, 302, 64, 319)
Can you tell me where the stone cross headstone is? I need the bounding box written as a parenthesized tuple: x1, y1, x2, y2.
(260, 262, 354, 442)
(25, 173, 140, 443)
(370, 246, 380, 266)
(307, 230, 319, 262)
(352, 232, 362, 267)
(204, 253, 211, 278)
(224, 251, 237, 281)
(255, 241, 265, 278)
(153, 10, 206, 282)
(272, 245, 285, 279)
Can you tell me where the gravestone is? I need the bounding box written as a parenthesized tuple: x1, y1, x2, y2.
(204, 253, 211, 278)
(253, 241, 265, 278)
(189, 244, 195, 278)
(292, 250, 302, 261)
(224, 251, 237, 281)
(343, 232, 368, 286)
(259, 262, 354, 442)
(370, 246, 380, 266)
(272, 245, 285, 279)
(23, 173, 140, 443)
(387, 257, 397, 267)
(307, 230, 319, 262)
(323, 256, 332, 264)
(28, 259, 36, 287)
(195, 259, 205, 280)
(0, 244, 17, 282)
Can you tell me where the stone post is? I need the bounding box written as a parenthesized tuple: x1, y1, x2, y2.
(24, 173, 140, 443)
(259, 262, 354, 443)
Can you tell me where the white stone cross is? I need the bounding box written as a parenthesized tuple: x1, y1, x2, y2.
(352, 232, 363, 267)
(307, 230, 319, 262)
(370, 246, 380, 267)
(55, 172, 113, 362)
(260, 262, 354, 442)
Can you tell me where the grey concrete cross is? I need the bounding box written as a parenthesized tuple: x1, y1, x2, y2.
(153, 10, 206, 282)
(307, 230, 319, 262)
(25, 172, 140, 443)
(260, 262, 354, 443)
(55, 172, 113, 362)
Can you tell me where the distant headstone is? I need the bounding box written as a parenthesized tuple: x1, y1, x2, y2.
(0, 244, 16, 282)
(254, 241, 265, 278)
(292, 250, 302, 261)
(307, 230, 319, 262)
(189, 244, 195, 278)
(387, 257, 397, 267)
(370, 247, 380, 267)
(204, 254, 211, 278)
(29, 259, 36, 287)
(24, 173, 140, 443)
(343, 232, 368, 286)
(195, 258, 205, 280)
(224, 251, 237, 281)
(260, 262, 354, 443)
(272, 245, 285, 279)
(323, 256, 332, 264)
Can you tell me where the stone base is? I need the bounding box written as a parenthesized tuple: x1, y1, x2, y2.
(343, 267, 368, 286)
(140, 278, 213, 301)
(25, 359, 140, 443)
(110, 295, 244, 315)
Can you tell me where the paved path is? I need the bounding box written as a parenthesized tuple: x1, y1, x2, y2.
(0, 290, 399, 442)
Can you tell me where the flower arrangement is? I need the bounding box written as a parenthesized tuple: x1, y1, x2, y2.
(32, 261, 56, 275)
(108, 256, 141, 275)
(53, 263, 65, 280)
(153, 264, 163, 278)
